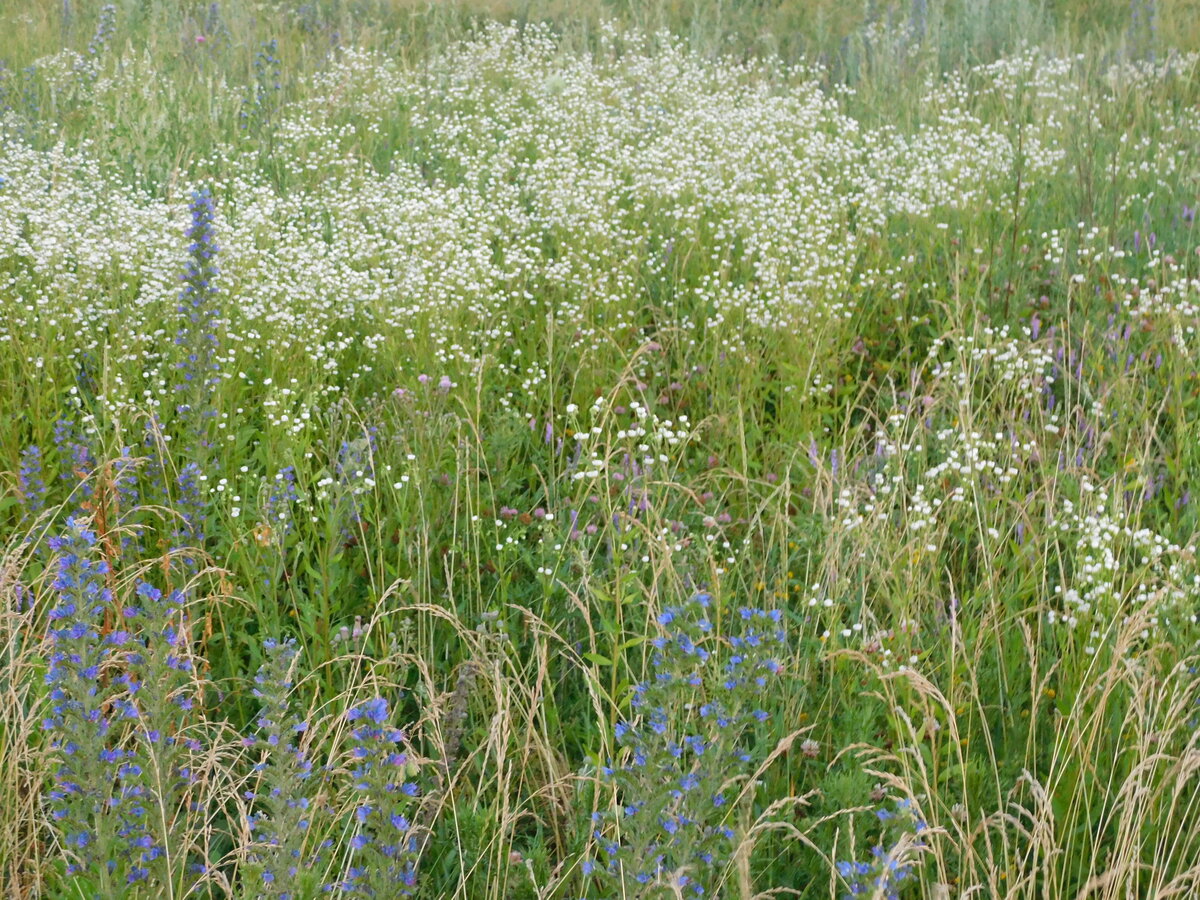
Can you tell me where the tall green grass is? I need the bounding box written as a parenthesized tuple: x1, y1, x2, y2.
(1, 0, 1199, 897)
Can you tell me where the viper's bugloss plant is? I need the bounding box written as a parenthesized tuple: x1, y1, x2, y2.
(43, 519, 115, 882)
(837, 799, 927, 900)
(263, 466, 299, 532)
(334, 696, 422, 896)
(109, 450, 139, 512)
(240, 39, 282, 131)
(85, 5, 117, 62)
(53, 416, 95, 494)
(242, 638, 326, 897)
(18, 445, 46, 519)
(174, 461, 206, 565)
(332, 432, 377, 538)
(255, 466, 300, 550)
(42, 519, 214, 895)
(586, 593, 787, 897)
(175, 187, 221, 437)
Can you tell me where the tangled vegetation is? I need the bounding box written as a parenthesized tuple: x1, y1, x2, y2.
(2, 1, 1199, 897)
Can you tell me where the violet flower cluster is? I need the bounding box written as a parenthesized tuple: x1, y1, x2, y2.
(240, 38, 282, 130)
(585, 592, 787, 897)
(86, 5, 117, 60)
(18, 444, 46, 518)
(837, 798, 927, 900)
(175, 187, 222, 430)
(241, 644, 428, 897)
(336, 696, 422, 895)
(243, 638, 326, 897)
(42, 519, 208, 894)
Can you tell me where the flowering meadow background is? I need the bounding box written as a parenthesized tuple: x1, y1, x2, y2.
(2, 0, 1200, 897)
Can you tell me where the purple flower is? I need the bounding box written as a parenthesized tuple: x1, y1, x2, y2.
(18, 445, 46, 517)
(174, 187, 222, 436)
(348, 697, 389, 726)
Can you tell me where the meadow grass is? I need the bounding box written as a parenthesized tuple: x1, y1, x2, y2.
(1, 0, 1199, 897)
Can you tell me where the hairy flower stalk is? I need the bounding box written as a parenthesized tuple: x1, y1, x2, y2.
(174, 187, 222, 448)
(18, 444, 46, 519)
(243, 638, 325, 897)
(42, 519, 210, 893)
(335, 697, 422, 895)
(836, 799, 927, 900)
(173, 461, 206, 567)
(240, 38, 282, 131)
(587, 593, 787, 897)
(171, 187, 222, 559)
(43, 519, 118, 888)
(54, 415, 96, 496)
(85, 5, 116, 61)
(115, 580, 209, 887)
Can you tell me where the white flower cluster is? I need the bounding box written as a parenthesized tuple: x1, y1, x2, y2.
(1048, 483, 1200, 652)
(6, 24, 1175, 439)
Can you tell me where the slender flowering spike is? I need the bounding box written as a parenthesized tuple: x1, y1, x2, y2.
(109, 579, 201, 885)
(174, 187, 222, 435)
(173, 461, 207, 567)
(836, 799, 925, 900)
(240, 38, 283, 130)
(108, 451, 143, 556)
(110, 450, 140, 510)
(70, 3, 117, 82)
(87, 5, 117, 58)
(42, 519, 216, 893)
(54, 417, 96, 493)
(334, 696, 423, 895)
(243, 639, 327, 896)
(589, 594, 787, 896)
(333, 431, 378, 536)
(18, 445, 46, 518)
(43, 519, 113, 882)
(260, 466, 300, 538)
